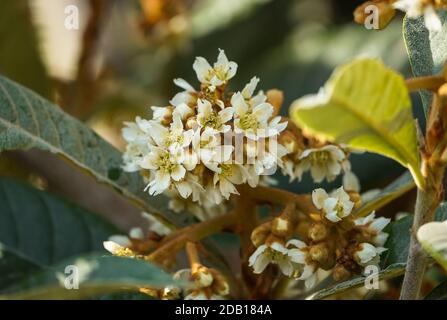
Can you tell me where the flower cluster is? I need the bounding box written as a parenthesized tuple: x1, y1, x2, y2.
(248, 186, 391, 287)
(122, 50, 288, 219)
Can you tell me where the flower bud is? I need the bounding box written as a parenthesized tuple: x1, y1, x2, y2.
(279, 130, 299, 154)
(192, 265, 214, 287)
(251, 221, 272, 247)
(185, 116, 198, 130)
(271, 216, 292, 237)
(266, 89, 284, 117)
(332, 264, 351, 281)
(309, 243, 329, 264)
(353, 1, 396, 30)
(308, 223, 329, 242)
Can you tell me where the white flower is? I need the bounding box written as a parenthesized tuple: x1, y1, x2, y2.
(140, 146, 187, 195)
(192, 127, 233, 171)
(151, 106, 171, 122)
(193, 49, 237, 90)
(142, 212, 172, 236)
(213, 164, 247, 200)
(148, 114, 194, 152)
(294, 145, 346, 183)
(286, 240, 318, 289)
(196, 99, 233, 132)
(393, 0, 442, 32)
(232, 91, 285, 140)
(354, 243, 387, 267)
(248, 239, 317, 287)
(241, 76, 267, 107)
(249, 241, 293, 276)
(312, 187, 354, 223)
(174, 268, 228, 300)
(354, 212, 391, 246)
(170, 78, 197, 108)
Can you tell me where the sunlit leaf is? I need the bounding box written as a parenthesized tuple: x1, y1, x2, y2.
(290, 58, 423, 188)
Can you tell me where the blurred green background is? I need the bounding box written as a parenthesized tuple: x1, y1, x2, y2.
(0, 0, 422, 209)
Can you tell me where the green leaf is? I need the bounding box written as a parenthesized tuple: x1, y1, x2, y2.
(0, 245, 41, 290)
(354, 171, 415, 218)
(290, 58, 423, 189)
(307, 263, 405, 300)
(424, 280, 447, 300)
(1, 255, 180, 299)
(0, 75, 187, 227)
(403, 10, 447, 114)
(0, 176, 118, 266)
(0, 1, 52, 98)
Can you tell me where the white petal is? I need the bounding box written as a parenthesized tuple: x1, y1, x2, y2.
(173, 78, 195, 91)
(171, 165, 186, 181)
(312, 188, 328, 209)
(129, 227, 144, 240)
(193, 57, 212, 83)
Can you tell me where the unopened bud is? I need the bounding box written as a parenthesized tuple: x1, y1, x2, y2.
(333, 264, 352, 281)
(309, 243, 329, 264)
(193, 265, 213, 287)
(353, 1, 396, 30)
(348, 191, 362, 209)
(266, 89, 284, 117)
(251, 221, 272, 247)
(308, 223, 329, 242)
(279, 130, 299, 154)
(272, 216, 292, 237)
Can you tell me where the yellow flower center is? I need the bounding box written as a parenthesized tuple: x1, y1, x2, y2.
(239, 113, 259, 130)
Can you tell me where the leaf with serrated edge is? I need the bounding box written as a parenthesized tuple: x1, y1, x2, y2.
(0, 76, 188, 228)
(290, 58, 423, 189)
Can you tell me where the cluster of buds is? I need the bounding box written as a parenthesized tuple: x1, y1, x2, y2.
(248, 186, 391, 286)
(354, 0, 447, 31)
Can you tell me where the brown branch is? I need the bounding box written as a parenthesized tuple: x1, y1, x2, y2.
(405, 76, 445, 93)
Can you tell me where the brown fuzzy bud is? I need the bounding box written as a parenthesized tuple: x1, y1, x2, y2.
(348, 191, 362, 209)
(333, 264, 352, 282)
(266, 89, 284, 117)
(271, 216, 292, 237)
(308, 223, 329, 242)
(279, 130, 299, 154)
(251, 221, 272, 247)
(353, 1, 396, 30)
(210, 269, 230, 296)
(309, 243, 329, 264)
